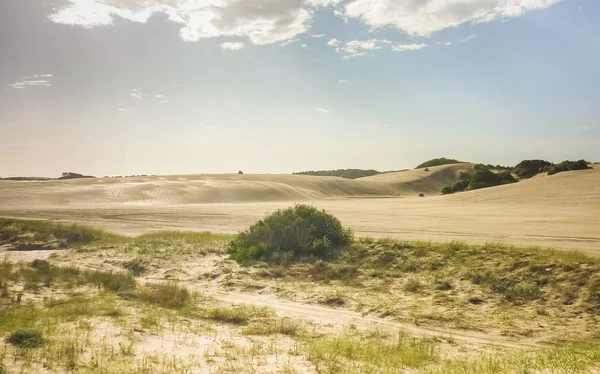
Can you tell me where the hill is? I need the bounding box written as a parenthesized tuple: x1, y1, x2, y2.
(293, 169, 381, 179)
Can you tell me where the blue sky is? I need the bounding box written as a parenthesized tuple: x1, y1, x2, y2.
(0, 0, 598, 177)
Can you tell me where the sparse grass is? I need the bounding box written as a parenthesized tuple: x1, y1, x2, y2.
(243, 318, 301, 336)
(434, 338, 600, 373)
(308, 330, 438, 372)
(204, 304, 274, 325)
(135, 282, 191, 309)
(0, 217, 123, 246)
(0, 259, 135, 295)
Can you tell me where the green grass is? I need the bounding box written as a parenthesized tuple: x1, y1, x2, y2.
(0, 217, 123, 246)
(204, 304, 274, 325)
(0, 259, 136, 295)
(242, 318, 301, 336)
(135, 282, 191, 309)
(308, 330, 439, 372)
(433, 338, 600, 374)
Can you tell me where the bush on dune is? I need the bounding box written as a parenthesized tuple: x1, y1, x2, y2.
(415, 158, 462, 169)
(547, 160, 590, 175)
(228, 204, 353, 264)
(513, 160, 554, 179)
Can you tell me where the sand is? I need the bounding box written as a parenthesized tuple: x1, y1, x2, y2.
(1, 164, 599, 254)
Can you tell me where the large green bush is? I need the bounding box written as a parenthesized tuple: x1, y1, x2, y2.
(513, 160, 553, 179)
(548, 160, 590, 175)
(228, 205, 353, 263)
(468, 169, 517, 190)
(415, 158, 462, 169)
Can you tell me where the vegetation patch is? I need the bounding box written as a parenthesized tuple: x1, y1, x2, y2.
(416, 158, 463, 169)
(228, 204, 353, 263)
(204, 305, 274, 325)
(6, 329, 44, 348)
(135, 282, 191, 309)
(0, 259, 135, 296)
(442, 164, 516, 194)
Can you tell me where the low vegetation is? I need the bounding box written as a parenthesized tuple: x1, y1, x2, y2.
(2, 218, 600, 373)
(228, 204, 353, 263)
(442, 165, 516, 194)
(514, 159, 590, 179)
(416, 157, 462, 169)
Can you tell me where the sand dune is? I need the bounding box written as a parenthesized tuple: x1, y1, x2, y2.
(1, 165, 599, 253)
(0, 164, 474, 206)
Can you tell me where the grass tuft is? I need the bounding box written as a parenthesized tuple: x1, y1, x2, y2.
(136, 282, 191, 309)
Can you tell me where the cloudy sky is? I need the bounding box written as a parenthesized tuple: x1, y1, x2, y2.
(0, 0, 598, 177)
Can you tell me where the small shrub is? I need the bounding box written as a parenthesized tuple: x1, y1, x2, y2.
(6, 329, 44, 348)
(123, 258, 147, 276)
(513, 160, 553, 179)
(86, 271, 136, 292)
(404, 278, 423, 293)
(136, 282, 190, 309)
(229, 204, 353, 263)
(320, 291, 347, 306)
(435, 281, 452, 291)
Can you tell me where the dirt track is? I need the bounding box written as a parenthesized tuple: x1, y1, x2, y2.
(1, 164, 599, 254)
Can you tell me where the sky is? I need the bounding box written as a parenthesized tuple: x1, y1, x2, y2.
(0, 0, 599, 177)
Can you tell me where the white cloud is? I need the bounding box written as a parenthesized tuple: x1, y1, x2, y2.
(390, 43, 428, 52)
(313, 106, 329, 114)
(159, 100, 169, 104)
(311, 33, 325, 38)
(50, 0, 316, 46)
(577, 126, 590, 131)
(445, 42, 452, 46)
(281, 38, 299, 46)
(155, 94, 164, 99)
(329, 38, 393, 58)
(130, 89, 143, 99)
(459, 34, 478, 43)
(301, 43, 308, 49)
(306, 0, 343, 6)
(117, 108, 131, 112)
(374, 123, 388, 128)
(344, 0, 562, 36)
(221, 42, 245, 51)
(338, 79, 348, 83)
(8, 79, 52, 89)
(327, 38, 341, 47)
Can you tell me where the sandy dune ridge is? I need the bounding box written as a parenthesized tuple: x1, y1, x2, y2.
(1, 164, 599, 253)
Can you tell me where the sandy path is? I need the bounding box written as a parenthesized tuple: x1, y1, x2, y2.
(139, 276, 541, 350)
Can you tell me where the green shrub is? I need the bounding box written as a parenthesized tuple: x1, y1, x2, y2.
(228, 205, 353, 263)
(548, 160, 590, 175)
(6, 329, 44, 348)
(416, 158, 462, 169)
(467, 168, 516, 190)
(513, 160, 553, 179)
